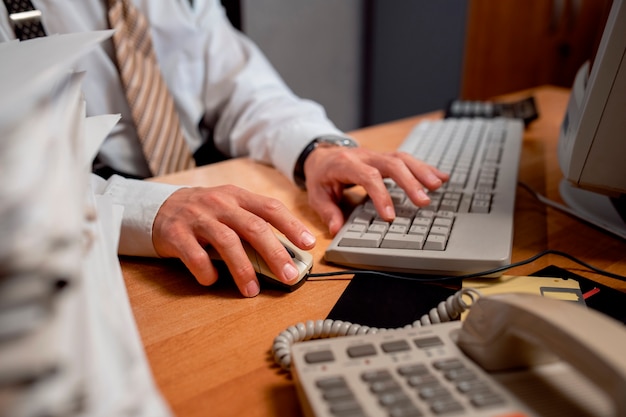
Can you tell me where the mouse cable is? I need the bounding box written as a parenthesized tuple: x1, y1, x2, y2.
(306, 249, 626, 283)
(272, 287, 482, 371)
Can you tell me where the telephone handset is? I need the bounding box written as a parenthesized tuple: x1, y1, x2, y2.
(280, 292, 626, 417)
(457, 292, 626, 417)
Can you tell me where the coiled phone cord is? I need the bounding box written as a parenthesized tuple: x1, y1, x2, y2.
(271, 287, 482, 371)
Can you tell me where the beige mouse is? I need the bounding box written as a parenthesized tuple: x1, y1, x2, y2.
(206, 233, 313, 291)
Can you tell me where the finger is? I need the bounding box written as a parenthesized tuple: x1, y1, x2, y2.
(208, 207, 301, 286)
(400, 153, 449, 190)
(307, 183, 346, 235)
(172, 234, 220, 287)
(237, 191, 316, 250)
(237, 217, 302, 285)
(205, 225, 261, 297)
(385, 157, 434, 207)
(368, 153, 447, 208)
(352, 165, 396, 221)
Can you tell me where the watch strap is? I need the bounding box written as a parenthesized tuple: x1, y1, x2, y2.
(293, 135, 357, 189)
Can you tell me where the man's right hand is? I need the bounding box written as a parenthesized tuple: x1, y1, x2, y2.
(151, 185, 317, 297)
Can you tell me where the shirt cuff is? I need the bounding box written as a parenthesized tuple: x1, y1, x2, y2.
(91, 174, 183, 257)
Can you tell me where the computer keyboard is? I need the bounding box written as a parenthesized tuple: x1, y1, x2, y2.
(290, 321, 538, 417)
(324, 117, 524, 276)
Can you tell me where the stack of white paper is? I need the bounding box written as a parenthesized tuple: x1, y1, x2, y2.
(0, 32, 171, 417)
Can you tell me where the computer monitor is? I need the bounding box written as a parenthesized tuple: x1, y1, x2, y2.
(557, 0, 626, 239)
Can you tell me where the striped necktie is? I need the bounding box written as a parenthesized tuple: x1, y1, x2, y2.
(107, 0, 195, 177)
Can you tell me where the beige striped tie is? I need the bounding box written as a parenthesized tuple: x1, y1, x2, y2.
(107, 0, 195, 176)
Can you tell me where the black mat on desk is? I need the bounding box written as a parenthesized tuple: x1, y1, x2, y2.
(327, 266, 626, 328)
(326, 274, 460, 329)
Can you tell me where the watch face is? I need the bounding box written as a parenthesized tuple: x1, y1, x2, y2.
(318, 136, 358, 148)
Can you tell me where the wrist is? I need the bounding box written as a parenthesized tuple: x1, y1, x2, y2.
(293, 135, 358, 189)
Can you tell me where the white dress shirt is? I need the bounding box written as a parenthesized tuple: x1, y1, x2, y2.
(0, 0, 343, 256)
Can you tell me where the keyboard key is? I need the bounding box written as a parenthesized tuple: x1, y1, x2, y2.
(435, 210, 455, 219)
(432, 217, 453, 228)
(381, 234, 424, 250)
(347, 223, 367, 233)
(439, 198, 459, 212)
(412, 217, 432, 228)
(353, 211, 375, 224)
(409, 225, 429, 236)
(424, 234, 447, 251)
(388, 224, 408, 234)
(338, 231, 366, 247)
(429, 226, 450, 237)
(470, 199, 490, 213)
(339, 232, 383, 248)
(368, 223, 389, 235)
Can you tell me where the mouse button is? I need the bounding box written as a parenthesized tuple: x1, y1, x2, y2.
(240, 241, 264, 273)
(282, 244, 296, 258)
(294, 247, 314, 267)
(276, 234, 313, 264)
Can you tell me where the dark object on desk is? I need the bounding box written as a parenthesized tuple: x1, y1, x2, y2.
(532, 265, 626, 326)
(326, 265, 626, 329)
(445, 96, 539, 127)
(327, 273, 459, 328)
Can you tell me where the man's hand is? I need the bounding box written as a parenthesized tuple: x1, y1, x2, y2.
(303, 146, 449, 235)
(152, 185, 316, 297)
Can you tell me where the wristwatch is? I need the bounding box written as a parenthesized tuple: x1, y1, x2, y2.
(293, 135, 358, 189)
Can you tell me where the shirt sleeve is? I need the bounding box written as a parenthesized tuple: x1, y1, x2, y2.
(90, 174, 183, 257)
(151, 0, 346, 183)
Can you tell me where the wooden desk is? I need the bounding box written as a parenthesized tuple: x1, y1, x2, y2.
(121, 86, 626, 417)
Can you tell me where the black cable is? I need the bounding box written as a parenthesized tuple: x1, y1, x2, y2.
(308, 249, 626, 282)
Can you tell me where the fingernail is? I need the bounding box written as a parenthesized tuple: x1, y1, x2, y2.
(428, 173, 442, 185)
(301, 230, 316, 247)
(417, 189, 430, 203)
(328, 218, 340, 234)
(383, 205, 395, 219)
(283, 263, 299, 282)
(244, 280, 260, 297)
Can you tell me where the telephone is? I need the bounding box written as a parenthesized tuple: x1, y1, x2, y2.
(277, 292, 626, 417)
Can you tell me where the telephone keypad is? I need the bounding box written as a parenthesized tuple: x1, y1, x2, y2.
(291, 322, 536, 416)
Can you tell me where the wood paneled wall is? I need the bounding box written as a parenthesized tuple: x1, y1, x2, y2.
(461, 0, 613, 99)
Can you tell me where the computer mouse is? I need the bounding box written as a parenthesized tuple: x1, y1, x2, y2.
(205, 234, 313, 292)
